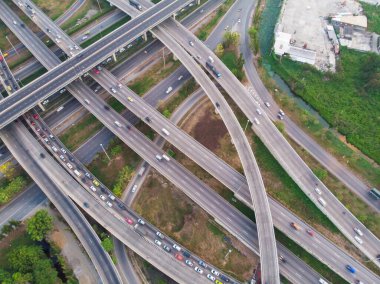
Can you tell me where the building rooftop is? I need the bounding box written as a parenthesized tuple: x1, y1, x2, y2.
(332, 15, 367, 28)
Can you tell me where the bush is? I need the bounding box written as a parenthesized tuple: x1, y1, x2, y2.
(0, 176, 28, 205)
(26, 210, 54, 241)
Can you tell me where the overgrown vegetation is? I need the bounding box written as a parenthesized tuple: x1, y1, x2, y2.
(267, 48, 380, 164)
(361, 1, 380, 34)
(0, 163, 29, 205)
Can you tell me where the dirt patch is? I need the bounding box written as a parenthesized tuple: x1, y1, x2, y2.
(134, 170, 257, 281)
(0, 224, 26, 250)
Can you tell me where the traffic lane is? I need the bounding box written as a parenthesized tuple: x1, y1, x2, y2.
(0, 184, 46, 228)
(1, 124, 120, 284)
(113, 238, 141, 284)
(154, 23, 279, 283)
(0, 0, 186, 114)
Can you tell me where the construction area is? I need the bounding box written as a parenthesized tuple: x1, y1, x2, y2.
(273, 0, 378, 71)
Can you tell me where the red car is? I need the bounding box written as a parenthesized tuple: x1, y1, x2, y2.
(175, 253, 183, 261)
(92, 68, 100, 75)
(33, 114, 39, 119)
(30, 120, 35, 126)
(125, 218, 134, 225)
(306, 229, 314, 236)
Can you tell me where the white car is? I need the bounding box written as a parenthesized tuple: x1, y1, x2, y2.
(354, 228, 363, 236)
(237, 18, 241, 23)
(109, 194, 116, 200)
(279, 109, 285, 116)
(90, 186, 97, 192)
(100, 195, 106, 200)
(178, 75, 183, 80)
(61, 148, 67, 154)
(256, 108, 262, 115)
(211, 269, 220, 276)
(207, 274, 215, 281)
(265, 102, 270, 107)
(166, 86, 173, 94)
(106, 201, 112, 207)
(137, 219, 145, 225)
(51, 146, 58, 152)
(132, 184, 137, 193)
(314, 187, 322, 195)
(354, 235, 363, 244)
(66, 163, 73, 169)
(253, 118, 260, 125)
(59, 155, 65, 161)
(173, 244, 181, 251)
(185, 260, 193, 267)
(154, 239, 162, 246)
(194, 267, 203, 274)
(156, 231, 165, 239)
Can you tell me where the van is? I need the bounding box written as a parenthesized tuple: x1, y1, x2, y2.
(74, 170, 81, 177)
(115, 121, 122, 127)
(318, 197, 326, 207)
(162, 128, 170, 136)
(162, 154, 170, 161)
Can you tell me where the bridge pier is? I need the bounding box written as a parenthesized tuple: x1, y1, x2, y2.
(142, 32, 147, 41)
(38, 102, 45, 111)
(172, 13, 176, 20)
(112, 52, 117, 62)
(197, 0, 200, 5)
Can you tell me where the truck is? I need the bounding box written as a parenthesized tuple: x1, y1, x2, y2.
(206, 61, 221, 78)
(129, 0, 142, 10)
(290, 222, 301, 231)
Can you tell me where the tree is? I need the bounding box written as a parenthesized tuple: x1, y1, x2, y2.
(0, 269, 12, 283)
(0, 161, 17, 180)
(214, 43, 224, 57)
(162, 109, 171, 118)
(101, 237, 114, 253)
(12, 272, 33, 284)
(223, 31, 240, 48)
(8, 245, 43, 273)
(26, 209, 54, 241)
(33, 259, 57, 284)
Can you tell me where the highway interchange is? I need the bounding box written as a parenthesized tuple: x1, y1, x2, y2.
(0, 0, 379, 283)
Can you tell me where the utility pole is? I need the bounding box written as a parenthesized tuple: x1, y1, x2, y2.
(244, 119, 250, 131)
(100, 143, 111, 161)
(6, 36, 19, 56)
(96, 0, 103, 13)
(162, 47, 166, 69)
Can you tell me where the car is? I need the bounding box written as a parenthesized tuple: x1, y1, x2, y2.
(306, 229, 314, 236)
(194, 267, 203, 274)
(166, 86, 173, 94)
(185, 259, 193, 266)
(30, 120, 35, 126)
(13, 20, 17, 25)
(355, 280, 363, 284)
(109, 194, 116, 200)
(224, 25, 229, 30)
(198, 260, 207, 268)
(106, 201, 112, 207)
(178, 75, 183, 80)
(51, 146, 58, 152)
(85, 172, 93, 179)
(100, 194, 106, 200)
(126, 218, 134, 225)
(163, 245, 171, 252)
(90, 186, 97, 192)
(132, 185, 138, 193)
(127, 96, 134, 102)
(253, 118, 260, 125)
(314, 187, 322, 195)
(182, 250, 191, 258)
(354, 235, 363, 244)
(211, 269, 220, 276)
(376, 254, 380, 261)
(256, 108, 262, 115)
(189, 40, 194, 46)
(237, 18, 241, 23)
(83, 202, 89, 208)
(137, 219, 145, 225)
(175, 253, 183, 261)
(61, 148, 67, 154)
(279, 109, 285, 116)
(92, 68, 100, 75)
(68, 156, 74, 162)
(118, 203, 126, 210)
(42, 100, 49, 105)
(44, 138, 50, 144)
(154, 239, 162, 246)
(66, 163, 73, 169)
(40, 153, 45, 158)
(279, 255, 287, 263)
(215, 281, 223, 284)
(156, 231, 164, 239)
(145, 117, 151, 123)
(110, 87, 117, 93)
(173, 244, 181, 251)
(49, 134, 55, 140)
(265, 102, 270, 107)
(33, 114, 39, 119)
(346, 265, 356, 274)
(59, 155, 66, 161)
(291, 222, 301, 230)
(100, 186, 107, 193)
(35, 128, 41, 132)
(277, 114, 284, 120)
(354, 228, 363, 236)
(220, 275, 230, 282)
(207, 274, 215, 281)
(215, 102, 220, 108)
(93, 180, 100, 186)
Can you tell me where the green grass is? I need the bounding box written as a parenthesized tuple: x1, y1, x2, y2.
(266, 48, 380, 165)
(221, 51, 236, 69)
(361, 1, 380, 34)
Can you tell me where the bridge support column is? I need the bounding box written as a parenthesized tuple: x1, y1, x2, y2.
(38, 102, 45, 112)
(172, 13, 176, 20)
(197, 0, 200, 5)
(113, 52, 117, 62)
(142, 32, 147, 41)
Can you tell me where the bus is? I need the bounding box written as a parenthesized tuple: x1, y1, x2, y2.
(368, 188, 380, 200)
